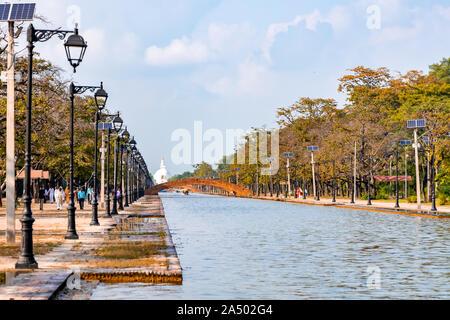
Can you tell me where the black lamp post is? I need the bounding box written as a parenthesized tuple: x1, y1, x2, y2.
(315, 163, 321, 201)
(367, 155, 372, 206)
(130, 152, 135, 204)
(129, 138, 137, 204)
(124, 141, 130, 208)
(16, 24, 86, 269)
(119, 128, 130, 210)
(131, 151, 136, 203)
(66, 82, 105, 238)
(395, 143, 400, 208)
(430, 143, 437, 212)
(134, 151, 141, 201)
(119, 147, 124, 211)
(91, 84, 108, 225)
(332, 160, 336, 203)
(104, 127, 112, 218)
(351, 154, 355, 204)
(111, 114, 123, 215)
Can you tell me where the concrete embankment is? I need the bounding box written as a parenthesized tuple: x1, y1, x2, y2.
(0, 195, 182, 300)
(192, 190, 450, 219)
(255, 195, 450, 219)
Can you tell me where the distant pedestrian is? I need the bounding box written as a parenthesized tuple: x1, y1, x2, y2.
(65, 187, 69, 203)
(87, 186, 93, 204)
(49, 187, 55, 204)
(0, 185, 3, 207)
(39, 186, 45, 211)
(44, 188, 49, 203)
(55, 187, 65, 211)
(77, 188, 86, 210)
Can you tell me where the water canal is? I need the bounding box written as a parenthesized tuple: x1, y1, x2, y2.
(91, 193, 450, 300)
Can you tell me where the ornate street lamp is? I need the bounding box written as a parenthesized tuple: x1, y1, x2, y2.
(430, 143, 437, 212)
(104, 126, 112, 218)
(66, 82, 104, 238)
(91, 84, 108, 225)
(94, 83, 108, 110)
(123, 131, 131, 208)
(111, 114, 123, 215)
(64, 26, 87, 73)
(394, 143, 400, 209)
(118, 128, 130, 210)
(16, 24, 86, 270)
(128, 138, 137, 204)
(119, 128, 130, 210)
(367, 155, 372, 206)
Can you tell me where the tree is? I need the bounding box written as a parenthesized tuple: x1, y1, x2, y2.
(429, 57, 450, 84)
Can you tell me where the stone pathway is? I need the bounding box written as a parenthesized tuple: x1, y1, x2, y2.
(0, 271, 71, 300)
(0, 196, 182, 300)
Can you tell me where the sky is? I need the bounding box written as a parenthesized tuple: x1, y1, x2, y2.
(12, 0, 450, 175)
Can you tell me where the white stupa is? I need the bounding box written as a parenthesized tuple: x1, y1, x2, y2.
(154, 157, 170, 185)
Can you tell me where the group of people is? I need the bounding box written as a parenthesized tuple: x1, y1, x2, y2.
(38, 186, 94, 211)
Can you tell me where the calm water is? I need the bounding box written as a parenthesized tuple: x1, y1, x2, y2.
(91, 193, 450, 300)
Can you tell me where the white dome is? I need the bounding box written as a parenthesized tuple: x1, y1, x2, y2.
(154, 158, 170, 185)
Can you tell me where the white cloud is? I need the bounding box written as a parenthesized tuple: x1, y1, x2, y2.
(202, 60, 270, 96)
(113, 32, 139, 62)
(370, 20, 422, 43)
(144, 23, 255, 66)
(434, 5, 450, 20)
(83, 28, 106, 63)
(262, 8, 349, 63)
(145, 37, 210, 66)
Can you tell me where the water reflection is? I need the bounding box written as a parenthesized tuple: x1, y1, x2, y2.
(91, 194, 450, 300)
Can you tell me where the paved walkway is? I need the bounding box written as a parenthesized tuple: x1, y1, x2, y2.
(0, 196, 182, 300)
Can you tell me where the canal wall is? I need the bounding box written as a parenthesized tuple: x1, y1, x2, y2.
(183, 189, 450, 219)
(0, 195, 182, 300)
(255, 195, 450, 219)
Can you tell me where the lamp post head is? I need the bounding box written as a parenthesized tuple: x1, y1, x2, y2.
(129, 136, 137, 148)
(112, 113, 123, 133)
(64, 25, 87, 73)
(94, 82, 108, 111)
(122, 127, 130, 140)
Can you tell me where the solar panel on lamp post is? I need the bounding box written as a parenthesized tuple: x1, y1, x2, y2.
(392, 142, 400, 209)
(307, 147, 319, 201)
(16, 20, 86, 270)
(407, 120, 426, 210)
(1, 3, 36, 247)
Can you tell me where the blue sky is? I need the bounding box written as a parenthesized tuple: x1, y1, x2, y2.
(25, 0, 450, 175)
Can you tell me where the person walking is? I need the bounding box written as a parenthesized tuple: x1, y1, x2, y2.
(77, 187, 86, 210)
(87, 186, 93, 205)
(55, 187, 65, 211)
(297, 188, 303, 199)
(39, 186, 45, 211)
(65, 187, 70, 204)
(44, 188, 49, 203)
(49, 187, 55, 204)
